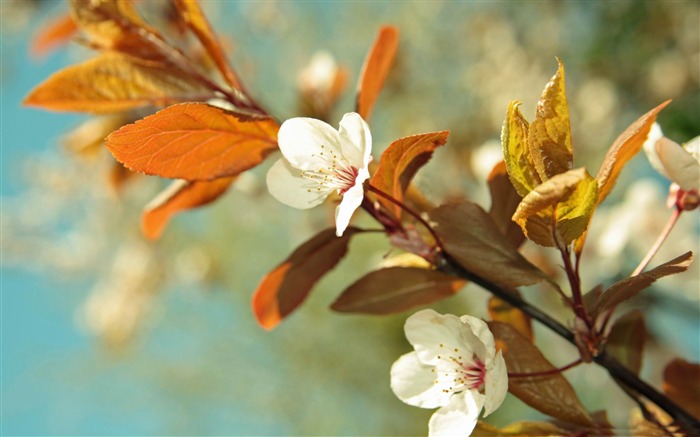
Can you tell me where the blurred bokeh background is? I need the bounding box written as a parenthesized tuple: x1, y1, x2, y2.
(2, 0, 698, 435)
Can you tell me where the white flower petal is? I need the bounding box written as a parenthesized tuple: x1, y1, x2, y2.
(482, 350, 508, 416)
(390, 352, 452, 409)
(459, 315, 495, 362)
(656, 137, 700, 191)
(404, 309, 470, 365)
(338, 112, 372, 167)
(428, 391, 482, 437)
(643, 123, 670, 178)
(266, 158, 329, 209)
(334, 168, 368, 236)
(277, 117, 341, 170)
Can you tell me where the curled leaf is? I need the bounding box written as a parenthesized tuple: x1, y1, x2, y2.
(512, 168, 598, 247)
(142, 177, 235, 240)
(371, 131, 449, 218)
(431, 200, 547, 288)
(487, 160, 526, 247)
(106, 103, 279, 180)
(331, 267, 464, 315)
(24, 53, 210, 113)
(356, 25, 399, 121)
(489, 321, 594, 426)
(501, 101, 540, 197)
(252, 228, 358, 330)
(528, 59, 573, 181)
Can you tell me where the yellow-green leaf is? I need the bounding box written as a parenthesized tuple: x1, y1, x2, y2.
(501, 101, 540, 197)
(512, 168, 598, 247)
(528, 59, 573, 181)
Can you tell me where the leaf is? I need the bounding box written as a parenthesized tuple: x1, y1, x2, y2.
(109, 160, 138, 193)
(606, 310, 646, 375)
(371, 131, 449, 218)
(24, 52, 210, 113)
(31, 13, 78, 58)
(501, 101, 540, 197)
(141, 177, 235, 240)
(69, 0, 162, 58)
(528, 59, 573, 181)
(487, 160, 526, 247)
(512, 167, 598, 247)
(356, 25, 399, 121)
(106, 103, 279, 180)
(596, 100, 671, 204)
(593, 251, 693, 315)
(488, 295, 533, 341)
(331, 267, 464, 314)
(431, 200, 547, 288)
(252, 228, 359, 330)
(663, 359, 700, 420)
(489, 321, 594, 427)
(172, 0, 241, 90)
(473, 420, 567, 437)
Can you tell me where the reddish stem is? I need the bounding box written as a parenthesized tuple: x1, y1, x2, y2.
(631, 206, 682, 277)
(367, 184, 445, 252)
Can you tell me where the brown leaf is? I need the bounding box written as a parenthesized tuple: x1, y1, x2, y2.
(488, 295, 533, 341)
(31, 13, 78, 58)
(24, 52, 210, 113)
(593, 251, 693, 315)
(528, 59, 573, 181)
(356, 25, 399, 121)
(663, 359, 700, 420)
(172, 0, 240, 89)
(596, 100, 671, 204)
(331, 267, 464, 314)
(487, 160, 526, 247)
(489, 321, 594, 426)
(371, 131, 449, 218)
(69, 0, 162, 58)
(606, 310, 646, 375)
(141, 177, 235, 240)
(431, 200, 547, 288)
(252, 228, 359, 330)
(106, 103, 279, 180)
(108, 160, 138, 193)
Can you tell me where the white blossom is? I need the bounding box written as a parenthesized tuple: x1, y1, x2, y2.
(391, 309, 508, 436)
(266, 113, 372, 237)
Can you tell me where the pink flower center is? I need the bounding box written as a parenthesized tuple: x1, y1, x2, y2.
(301, 144, 359, 195)
(433, 343, 487, 394)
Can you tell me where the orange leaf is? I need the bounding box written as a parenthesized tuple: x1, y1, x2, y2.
(24, 52, 210, 113)
(487, 160, 526, 247)
(172, 0, 240, 90)
(69, 0, 162, 58)
(31, 13, 78, 58)
(489, 321, 594, 427)
(252, 228, 358, 330)
(371, 131, 449, 218)
(331, 267, 464, 314)
(356, 25, 399, 121)
(106, 103, 279, 180)
(488, 295, 533, 341)
(596, 100, 671, 204)
(141, 177, 235, 240)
